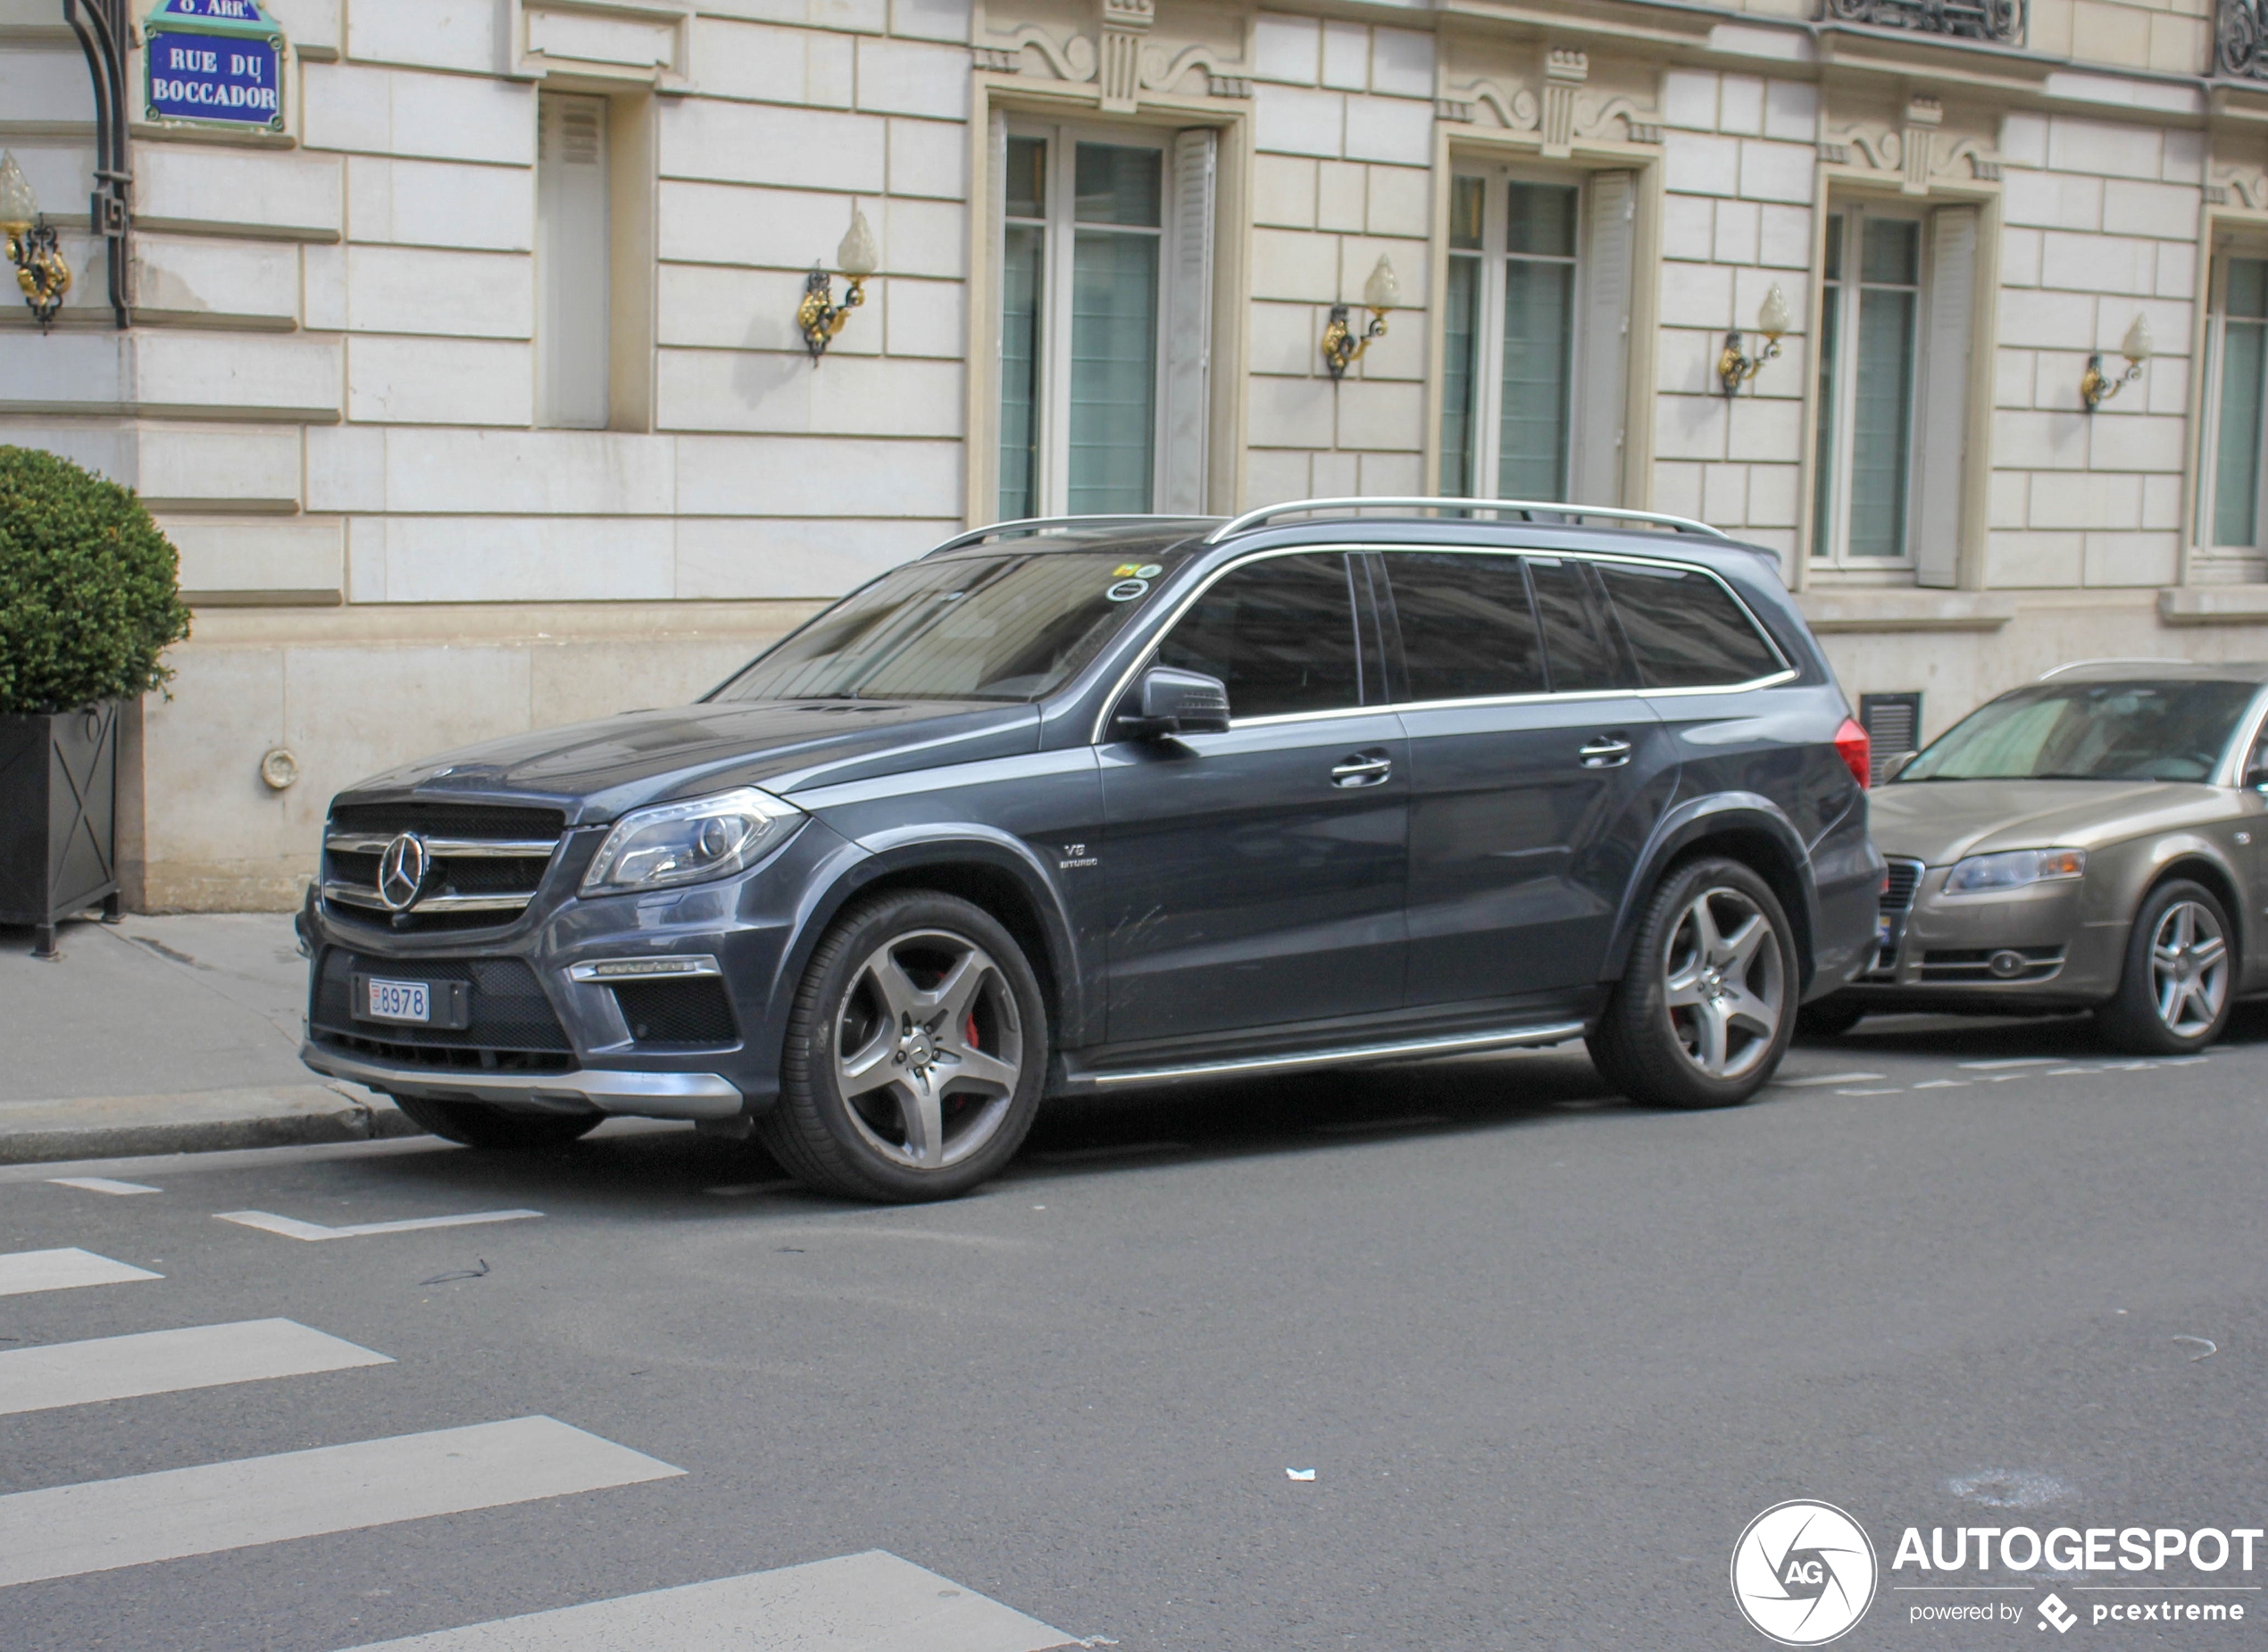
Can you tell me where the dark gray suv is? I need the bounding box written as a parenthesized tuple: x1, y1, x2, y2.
(298, 500, 1883, 1201)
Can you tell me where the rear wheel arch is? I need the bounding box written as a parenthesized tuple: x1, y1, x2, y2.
(1608, 805, 1819, 993)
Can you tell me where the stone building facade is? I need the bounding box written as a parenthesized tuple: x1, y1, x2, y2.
(9, 0, 2268, 907)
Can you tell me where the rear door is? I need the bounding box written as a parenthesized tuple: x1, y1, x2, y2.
(1386, 550, 1675, 1006)
(1098, 551, 1409, 1043)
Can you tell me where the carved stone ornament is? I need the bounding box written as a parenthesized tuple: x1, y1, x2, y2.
(1822, 99, 2001, 192)
(1444, 48, 1663, 152)
(973, 0, 1253, 104)
(2208, 165, 2268, 208)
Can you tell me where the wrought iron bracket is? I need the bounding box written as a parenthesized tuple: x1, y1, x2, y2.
(796, 267, 865, 363)
(1321, 304, 1388, 381)
(61, 0, 132, 329)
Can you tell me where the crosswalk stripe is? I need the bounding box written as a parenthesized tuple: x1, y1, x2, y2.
(0, 1248, 161, 1298)
(331, 1549, 1076, 1651)
(0, 1320, 391, 1418)
(215, 1209, 543, 1241)
(0, 1416, 682, 1589)
(48, 1177, 161, 1196)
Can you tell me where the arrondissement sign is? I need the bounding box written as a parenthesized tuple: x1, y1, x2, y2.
(144, 0, 287, 132)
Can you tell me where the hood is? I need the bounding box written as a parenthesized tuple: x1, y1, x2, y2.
(335, 699, 1042, 825)
(1867, 779, 2230, 865)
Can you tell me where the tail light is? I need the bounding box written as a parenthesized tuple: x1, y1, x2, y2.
(1834, 717, 1871, 790)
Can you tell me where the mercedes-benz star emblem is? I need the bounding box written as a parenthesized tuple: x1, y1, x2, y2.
(377, 832, 430, 913)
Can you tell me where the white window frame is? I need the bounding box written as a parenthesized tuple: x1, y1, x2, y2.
(1811, 200, 1933, 570)
(2197, 245, 2268, 561)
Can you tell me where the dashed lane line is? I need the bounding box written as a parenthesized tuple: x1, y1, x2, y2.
(215, 1208, 542, 1241)
(46, 1177, 161, 1197)
(0, 1320, 389, 1417)
(0, 1248, 160, 1298)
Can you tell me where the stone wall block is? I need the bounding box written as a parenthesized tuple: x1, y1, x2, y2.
(1660, 262, 1736, 329)
(2001, 226, 2044, 287)
(379, 516, 677, 603)
(677, 516, 941, 599)
(658, 264, 881, 354)
(2027, 468, 2142, 530)
(1254, 154, 1319, 229)
(1714, 199, 1761, 265)
(2140, 471, 2184, 530)
(346, 337, 532, 425)
(1994, 407, 2089, 470)
(1359, 451, 1422, 494)
(167, 519, 345, 598)
(695, 18, 850, 105)
(1757, 204, 1811, 268)
(134, 236, 300, 324)
(1718, 75, 1764, 137)
(1255, 86, 1347, 158)
(1665, 133, 1739, 197)
(880, 196, 966, 278)
(674, 433, 961, 515)
(1995, 347, 2038, 409)
(1989, 468, 2029, 529)
(1254, 13, 1322, 84)
(1318, 161, 1367, 232)
(890, 0, 970, 44)
(304, 243, 347, 331)
(659, 181, 866, 267)
(346, 0, 499, 74)
(1702, 463, 1747, 524)
(881, 276, 963, 358)
(888, 117, 968, 199)
(1371, 28, 1435, 99)
(2100, 179, 2198, 241)
(1251, 227, 1340, 304)
(1986, 530, 2083, 586)
(1248, 302, 1319, 378)
(383, 429, 676, 515)
(1736, 138, 1814, 204)
(855, 37, 971, 118)
(1322, 20, 1368, 90)
(2155, 240, 2196, 300)
(1366, 165, 1430, 239)
(1662, 70, 1720, 131)
(0, 44, 96, 122)
(1725, 396, 1801, 462)
(1654, 461, 1704, 517)
(303, 65, 536, 167)
(2163, 127, 2205, 186)
(2001, 169, 2104, 232)
(1663, 196, 1715, 262)
(2039, 230, 2149, 296)
(2081, 530, 2177, 587)
(1655, 392, 1730, 462)
(1999, 111, 2048, 169)
(1243, 447, 1313, 507)
(1996, 286, 2097, 351)
(138, 147, 343, 238)
(139, 334, 343, 419)
(2047, 114, 2163, 182)
(1333, 380, 1423, 450)
(1762, 79, 1818, 143)
(1247, 373, 1337, 449)
(1747, 463, 1800, 528)
(656, 349, 963, 436)
(306, 424, 386, 513)
(346, 156, 536, 252)
(139, 425, 302, 508)
(346, 246, 534, 339)
(1344, 96, 1433, 166)
(139, 648, 290, 876)
(659, 100, 888, 192)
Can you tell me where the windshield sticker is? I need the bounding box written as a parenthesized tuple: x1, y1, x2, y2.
(1113, 563, 1141, 577)
(1105, 579, 1150, 603)
(1134, 563, 1163, 579)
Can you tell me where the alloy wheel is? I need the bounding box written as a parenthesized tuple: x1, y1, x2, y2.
(833, 928, 1023, 1172)
(1662, 886, 1786, 1081)
(2149, 898, 2229, 1039)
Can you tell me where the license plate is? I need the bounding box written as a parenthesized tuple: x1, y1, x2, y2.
(363, 978, 431, 1024)
(1875, 914, 1894, 949)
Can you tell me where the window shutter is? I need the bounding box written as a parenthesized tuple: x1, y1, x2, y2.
(1158, 127, 1216, 514)
(1569, 170, 1634, 509)
(1912, 204, 1977, 588)
(536, 92, 611, 430)
(987, 109, 1008, 521)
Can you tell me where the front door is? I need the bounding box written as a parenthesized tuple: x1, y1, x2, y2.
(1099, 551, 1408, 1044)
(1383, 550, 1675, 1007)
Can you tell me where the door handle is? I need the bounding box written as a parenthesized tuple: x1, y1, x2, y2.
(1579, 735, 1633, 769)
(1331, 753, 1393, 788)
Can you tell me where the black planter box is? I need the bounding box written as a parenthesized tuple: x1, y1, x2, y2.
(0, 703, 121, 956)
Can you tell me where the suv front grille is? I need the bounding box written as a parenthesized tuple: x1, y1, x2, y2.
(309, 949, 574, 1066)
(321, 803, 564, 931)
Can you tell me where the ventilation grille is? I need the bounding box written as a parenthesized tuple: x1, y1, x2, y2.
(1860, 692, 1922, 785)
(613, 980, 738, 1047)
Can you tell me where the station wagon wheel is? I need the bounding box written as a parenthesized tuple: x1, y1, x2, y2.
(1587, 856, 1797, 1111)
(759, 890, 1048, 1203)
(2098, 879, 2236, 1055)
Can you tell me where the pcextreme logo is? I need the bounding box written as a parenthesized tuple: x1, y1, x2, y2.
(1731, 1500, 1880, 1646)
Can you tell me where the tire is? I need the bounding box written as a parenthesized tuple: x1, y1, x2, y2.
(1588, 857, 1798, 1110)
(755, 889, 1048, 1203)
(2095, 878, 2236, 1055)
(1796, 997, 1868, 1040)
(386, 1091, 603, 1149)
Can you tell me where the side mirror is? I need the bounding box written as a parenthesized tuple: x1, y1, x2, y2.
(1879, 749, 1919, 783)
(2245, 761, 2268, 793)
(1121, 666, 1231, 740)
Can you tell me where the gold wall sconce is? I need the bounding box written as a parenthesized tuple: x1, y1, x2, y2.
(1718, 284, 1791, 397)
(2080, 314, 2151, 412)
(796, 203, 878, 363)
(0, 152, 69, 330)
(1322, 255, 1400, 380)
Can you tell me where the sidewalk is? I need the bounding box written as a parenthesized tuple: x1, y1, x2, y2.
(0, 912, 417, 1164)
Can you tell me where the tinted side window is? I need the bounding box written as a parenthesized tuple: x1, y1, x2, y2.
(1528, 556, 1627, 693)
(1597, 563, 1783, 688)
(1157, 553, 1363, 719)
(1384, 552, 1547, 702)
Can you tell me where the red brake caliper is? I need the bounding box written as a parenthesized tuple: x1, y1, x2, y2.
(965, 1014, 980, 1050)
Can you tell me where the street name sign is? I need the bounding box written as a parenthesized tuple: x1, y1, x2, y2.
(143, 0, 287, 132)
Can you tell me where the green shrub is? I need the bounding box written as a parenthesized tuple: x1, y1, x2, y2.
(0, 446, 192, 717)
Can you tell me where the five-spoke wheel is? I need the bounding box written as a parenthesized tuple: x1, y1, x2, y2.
(1662, 885, 1786, 1082)
(759, 890, 1047, 1201)
(2099, 879, 2235, 1055)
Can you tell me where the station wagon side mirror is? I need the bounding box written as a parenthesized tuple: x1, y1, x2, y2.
(2247, 754, 2268, 791)
(1879, 750, 1919, 783)
(1121, 666, 1231, 740)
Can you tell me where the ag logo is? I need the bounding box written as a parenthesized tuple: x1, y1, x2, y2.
(1730, 1500, 1878, 1645)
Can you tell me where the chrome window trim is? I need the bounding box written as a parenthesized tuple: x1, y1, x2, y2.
(1089, 541, 1795, 744)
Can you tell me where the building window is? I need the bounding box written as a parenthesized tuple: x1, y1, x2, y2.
(2201, 254, 2268, 552)
(1811, 201, 1977, 585)
(536, 91, 611, 430)
(994, 120, 1215, 521)
(1438, 166, 1634, 507)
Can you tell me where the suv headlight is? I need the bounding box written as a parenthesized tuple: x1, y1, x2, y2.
(580, 787, 802, 896)
(1943, 847, 2086, 895)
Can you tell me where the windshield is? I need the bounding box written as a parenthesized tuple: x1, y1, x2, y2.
(712, 550, 1188, 704)
(1897, 679, 2258, 783)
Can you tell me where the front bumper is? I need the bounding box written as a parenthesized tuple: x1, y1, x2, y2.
(302, 1041, 743, 1119)
(1832, 864, 2122, 1011)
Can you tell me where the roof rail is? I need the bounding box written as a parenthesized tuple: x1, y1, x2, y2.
(925, 513, 1208, 557)
(1207, 496, 1730, 544)
(2037, 657, 2191, 680)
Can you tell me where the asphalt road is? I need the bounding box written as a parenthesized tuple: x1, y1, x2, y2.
(5, 1009, 2267, 1650)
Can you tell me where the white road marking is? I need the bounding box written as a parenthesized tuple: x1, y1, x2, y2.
(332, 1549, 1074, 1651)
(1773, 1072, 1887, 1088)
(1959, 1058, 2061, 1071)
(1835, 1089, 1902, 1097)
(0, 1415, 680, 1589)
(0, 1320, 390, 1417)
(214, 1208, 542, 1241)
(0, 1248, 161, 1298)
(47, 1177, 161, 1196)
(1912, 1080, 1971, 1089)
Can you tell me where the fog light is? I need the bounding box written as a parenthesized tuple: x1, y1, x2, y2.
(1988, 950, 2026, 979)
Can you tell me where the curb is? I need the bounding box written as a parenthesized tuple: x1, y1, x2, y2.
(0, 1083, 424, 1165)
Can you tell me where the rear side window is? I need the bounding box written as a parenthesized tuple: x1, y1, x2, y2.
(1527, 556, 1628, 694)
(1384, 552, 1547, 702)
(1596, 563, 1783, 689)
(1157, 553, 1363, 720)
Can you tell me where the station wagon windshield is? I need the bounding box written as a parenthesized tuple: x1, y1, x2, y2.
(713, 550, 1188, 704)
(1897, 679, 2258, 783)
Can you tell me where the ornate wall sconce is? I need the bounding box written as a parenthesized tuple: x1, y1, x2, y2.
(1322, 255, 1400, 381)
(0, 153, 70, 330)
(1718, 284, 1791, 397)
(796, 203, 878, 363)
(2080, 314, 2152, 412)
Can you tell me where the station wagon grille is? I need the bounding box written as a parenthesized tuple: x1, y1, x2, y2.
(1880, 858, 1924, 914)
(321, 803, 565, 930)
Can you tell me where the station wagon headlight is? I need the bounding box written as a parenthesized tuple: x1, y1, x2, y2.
(580, 787, 802, 896)
(1943, 847, 2087, 895)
